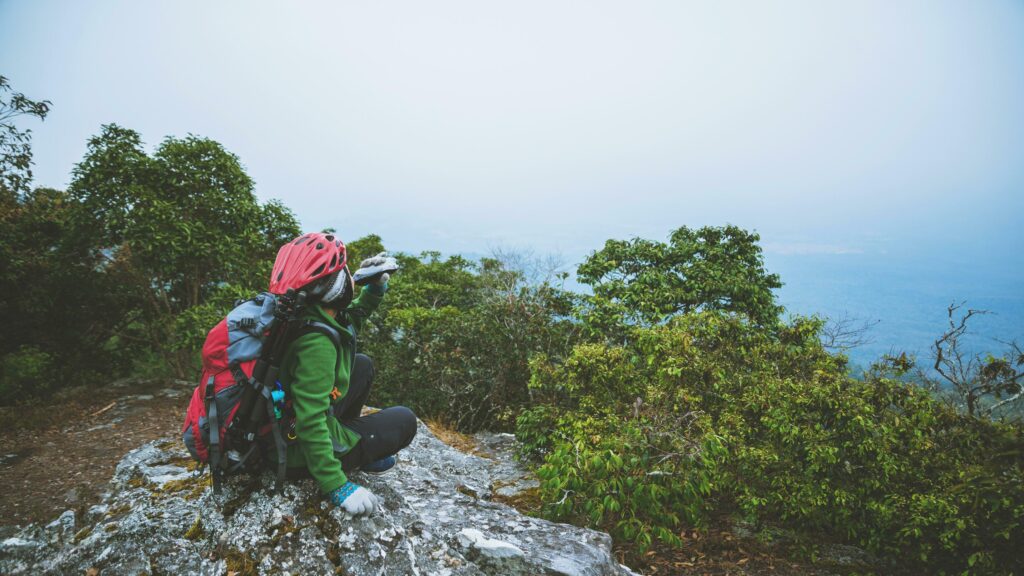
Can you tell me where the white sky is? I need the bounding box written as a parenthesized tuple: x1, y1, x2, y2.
(2, 0, 1023, 266)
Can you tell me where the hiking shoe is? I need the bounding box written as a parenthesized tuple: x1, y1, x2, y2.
(360, 455, 397, 475)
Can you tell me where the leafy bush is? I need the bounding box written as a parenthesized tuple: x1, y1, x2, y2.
(538, 421, 724, 552)
(0, 346, 57, 400)
(522, 341, 725, 551)
(661, 313, 1023, 573)
(512, 403, 560, 459)
(522, 310, 1024, 574)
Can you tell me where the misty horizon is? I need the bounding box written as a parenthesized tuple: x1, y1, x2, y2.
(2, 0, 1021, 364)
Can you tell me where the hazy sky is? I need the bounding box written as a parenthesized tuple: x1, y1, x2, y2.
(2, 0, 1023, 266)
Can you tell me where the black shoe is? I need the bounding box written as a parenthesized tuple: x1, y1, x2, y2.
(360, 455, 397, 475)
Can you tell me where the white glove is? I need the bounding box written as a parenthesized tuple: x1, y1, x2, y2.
(353, 252, 399, 286)
(360, 252, 389, 267)
(328, 481, 381, 516)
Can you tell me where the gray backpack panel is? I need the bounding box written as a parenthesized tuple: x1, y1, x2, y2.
(225, 292, 278, 364)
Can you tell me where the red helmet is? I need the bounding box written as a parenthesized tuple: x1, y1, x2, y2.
(269, 232, 347, 295)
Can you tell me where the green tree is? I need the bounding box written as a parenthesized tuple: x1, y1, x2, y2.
(0, 75, 51, 196)
(67, 124, 300, 376)
(576, 225, 783, 334)
(0, 187, 140, 400)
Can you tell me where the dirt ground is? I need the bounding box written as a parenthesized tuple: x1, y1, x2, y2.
(0, 378, 192, 526)
(615, 527, 840, 576)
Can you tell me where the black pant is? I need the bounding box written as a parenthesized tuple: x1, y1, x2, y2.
(332, 354, 417, 473)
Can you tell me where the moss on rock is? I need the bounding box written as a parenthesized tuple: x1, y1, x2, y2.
(183, 516, 204, 541)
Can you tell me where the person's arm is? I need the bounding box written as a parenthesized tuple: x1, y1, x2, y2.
(345, 283, 386, 332)
(288, 332, 347, 494)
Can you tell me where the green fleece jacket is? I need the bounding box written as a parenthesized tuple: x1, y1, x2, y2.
(279, 284, 385, 494)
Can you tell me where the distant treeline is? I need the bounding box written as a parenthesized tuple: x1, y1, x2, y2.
(2, 110, 1022, 574)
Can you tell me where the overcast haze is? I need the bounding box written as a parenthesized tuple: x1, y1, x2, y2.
(2, 0, 1023, 361)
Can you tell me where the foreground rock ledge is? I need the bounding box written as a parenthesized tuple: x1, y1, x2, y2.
(0, 422, 635, 576)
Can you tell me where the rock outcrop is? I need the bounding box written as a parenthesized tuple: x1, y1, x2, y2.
(0, 422, 635, 575)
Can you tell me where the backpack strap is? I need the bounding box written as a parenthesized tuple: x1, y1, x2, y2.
(262, 381, 288, 493)
(333, 316, 358, 371)
(213, 364, 263, 478)
(298, 320, 349, 376)
(347, 322, 357, 364)
(204, 375, 223, 495)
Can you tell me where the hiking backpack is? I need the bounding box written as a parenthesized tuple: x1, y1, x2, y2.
(181, 290, 348, 494)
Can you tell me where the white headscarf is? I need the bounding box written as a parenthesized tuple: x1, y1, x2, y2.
(321, 267, 351, 304)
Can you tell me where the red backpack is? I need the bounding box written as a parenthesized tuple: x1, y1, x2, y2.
(181, 291, 343, 493)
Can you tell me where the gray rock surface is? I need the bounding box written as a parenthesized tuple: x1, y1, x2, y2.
(0, 422, 635, 576)
(471, 432, 542, 499)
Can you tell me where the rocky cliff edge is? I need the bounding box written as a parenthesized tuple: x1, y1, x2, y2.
(0, 421, 636, 576)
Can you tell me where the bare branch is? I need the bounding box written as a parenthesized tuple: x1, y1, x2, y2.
(987, 389, 1024, 416)
(927, 302, 1022, 419)
(821, 312, 880, 352)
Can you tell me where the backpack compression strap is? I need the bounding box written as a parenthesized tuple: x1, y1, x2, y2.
(204, 375, 223, 495)
(221, 364, 266, 477)
(264, 381, 288, 493)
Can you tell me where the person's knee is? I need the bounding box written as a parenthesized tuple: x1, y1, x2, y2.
(391, 405, 418, 445)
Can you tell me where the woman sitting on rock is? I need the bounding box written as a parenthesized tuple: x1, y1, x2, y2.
(269, 232, 417, 516)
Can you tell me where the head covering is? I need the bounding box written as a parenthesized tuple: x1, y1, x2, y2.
(268, 232, 347, 295)
(321, 267, 351, 304)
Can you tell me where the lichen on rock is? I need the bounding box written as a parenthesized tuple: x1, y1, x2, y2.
(0, 421, 636, 575)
